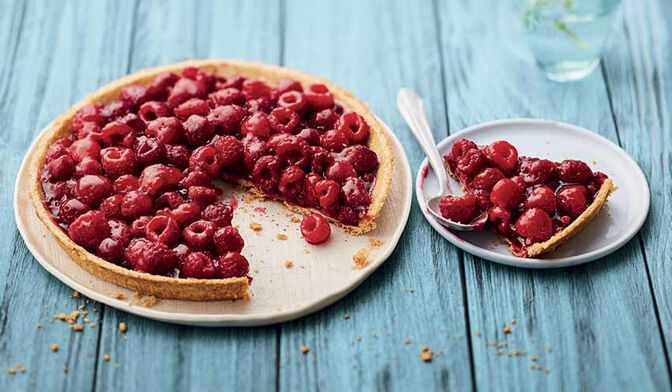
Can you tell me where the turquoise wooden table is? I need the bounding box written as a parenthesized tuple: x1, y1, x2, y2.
(2, 0, 671, 390)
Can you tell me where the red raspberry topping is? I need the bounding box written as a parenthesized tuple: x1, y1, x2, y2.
(101, 147, 136, 178)
(488, 206, 512, 235)
(75, 175, 113, 207)
(183, 220, 217, 250)
(279, 165, 306, 201)
(138, 164, 182, 197)
(99, 194, 123, 219)
(126, 240, 179, 275)
(144, 215, 180, 245)
(189, 145, 221, 178)
(275, 135, 311, 167)
(310, 108, 339, 130)
(170, 202, 202, 228)
(183, 115, 215, 147)
(108, 219, 131, 245)
(524, 185, 557, 215)
(75, 157, 103, 177)
(251, 156, 282, 194)
(315, 180, 341, 209)
(67, 210, 110, 250)
(296, 128, 321, 146)
(241, 79, 272, 101)
(340, 145, 379, 174)
(520, 158, 557, 185)
(57, 198, 90, 225)
(180, 170, 211, 189)
(448, 139, 478, 163)
(120, 190, 153, 221)
(46, 155, 75, 181)
(218, 252, 250, 278)
(241, 112, 271, 139)
(145, 117, 184, 145)
(208, 105, 245, 134)
(319, 129, 349, 152)
(556, 185, 588, 218)
(514, 208, 553, 244)
(439, 193, 479, 224)
(558, 159, 593, 184)
(304, 84, 334, 111)
(173, 98, 210, 120)
(337, 112, 370, 144)
(326, 160, 357, 183)
(490, 178, 522, 209)
(268, 107, 300, 134)
(155, 191, 185, 210)
(181, 252, 218, 279)
(213, 226, 245, 255)
(134, 137, 167, 167)
(69, 137, 101, 162)
(472, 167, 504, 191)
(187, 185, 220, 206)
(101, 121, 135, 147)
(211, 135, 243, 167)
(457, 148, 486, 176)
(275, 78, 303, 95)
(300, 213, 331, 245)
(341, 177, 371, 207)
(202, 203, 234, 227)
(483, 140, 518, 174)
(277, 91, 307, 114)
(166, 144, 191, 169)
(113, 174, 139, 194)
(138, 101, 170, 122)
(130, 216, 152, 237)
(208, 88, 245, 107)
(167, 77, 207, 108)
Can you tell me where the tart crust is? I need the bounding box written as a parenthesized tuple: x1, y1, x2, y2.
(28, 60, 394, 300)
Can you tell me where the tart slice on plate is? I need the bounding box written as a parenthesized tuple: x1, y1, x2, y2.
(441, 138, 614, 257)
(28, 60, 394, 301)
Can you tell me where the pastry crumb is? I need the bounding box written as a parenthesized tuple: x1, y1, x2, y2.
(420, 345, 433, 362)
(63, 367, 68, 373)
(7, 367, 16, 375)
(300, 345, 310, 354)
(111, 292, 125, 300)
(276, 233, 288, 240)
(103, 354, 110, 362)
(118, 322, 127, 333)
(132, 292, 158, 308)
(474, 330, 481, 337)
(368, 238, 383, 247)
(72, 290, 81, 298)
(343, 313, 350, 320)
(352, 248, 370, 269)
(249, 222, 263, 232)
(531, 355, 538, 362)
(284, 260, 294, 269)
(72, 324, 84, 332)
(36, 323, 43, 329)
(50, 344, 59, 352)
(510, 319, 516, 325)
(404, 339, 412, 345)
(503, 325, 511, 334)
(303, 248, 311, 254)
(289, 216, 300, 223)
(17, 363, 25, 373)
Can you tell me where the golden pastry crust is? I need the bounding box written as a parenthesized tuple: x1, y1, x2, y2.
(28, 60, 394, 300)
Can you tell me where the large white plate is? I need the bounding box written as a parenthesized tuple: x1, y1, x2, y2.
(15, 121, 412, 326)
(416, 119, 649, 268)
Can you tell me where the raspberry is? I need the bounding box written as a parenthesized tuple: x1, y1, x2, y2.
(251, 156, 282, 194)
(167, 77, 208, 108)
(202, 203, 234, 227)
(558, 159, 593, 184)
(310, 108, 339, 130)
(57, 198, 90, 225)
(95, 238, 124, 264)
(134, 137, 167, 166)
(211, 135, 243, 167)
(472, 167, 504, 191)
(319, 129, 349, 152)
(275, 135, 311, 167)
(524, 185, 557, 215)
(170, 202, 202, 228)
(277, 91, 307, 114)
(46, 140, 72, 162)
(218, 252, 250, 278)
(166, 144, 191, 169)
(75, 122, 103, 140)
(213, 226, 245, 255)
(341, 177, 371, 207)
(101, 121, 135, 147)
(130, 216, 152, 237)
(100, 147, 136, 178)
(46, 155, 75, 181)
(340, 145, 378, 173)
(120, 190, 153, 221)
(242, 79, 271, 100)
(75, 157, 103, 177)
(296, 128, 321, 146)
(244, 97, 273, 114)
(100, 100, 129, 119)
(187, 186, 220, 206)
(119, 84, 151, 110)
(145, 117, 184, 145)
(337, 112, 370, 144)
(145, 215, 181, 245)
(72, 104, 106, 133)
(439, 193, 479, 223)
(183, 220, 216, 250)
(484, 141, 518, 174)
(303, 173, 323, 207)
(173, 98, 210, 120)
(113, 174, 139, 194)
(126, 240, 179, 275)
(155, 191, 185, 210)
(148, 72, 179, 99)
(241, 112, 271, 139)
(172, 243, 191, 260)
(75, 175, 113, 207)
(118, 112, 146, 134)
(243, 135, 271, 171)
(99, 194, 123, 219)
(456, 148, 486, 176)
(189, 145, 221, 178)
(108, 219, 131, 245)
(315, 179, 341, 209)
(337, 205, 359, 226)
(514, 208, 553, 244)
(183, 115, 215, 147)
(208, 105, 245, 134)
(300, 213, 331, 245)
(304, 84, 334, 111)
(138, 101, 171, 122)
(180, 170, 211, 189)
(490, 178, 522, 209)
(326, 160, 357, 184)
(449, 139, 478, 163)
(275, 78, 303, 95)
(556, 185, 588, 218)
(138, 164, 182, 196)
(208, 88, 245, 107)
(67, 210, 110, 250)
(268, 107, 300, 134)
(69, 137, 101, 162)
(488, 206, 512, 235)
(310, 146, 334, 175)
(181, 252, 218, 279)
(519, 158, 557, 185)
(279, 165, 305, 201)
(218, 76, 244, 90)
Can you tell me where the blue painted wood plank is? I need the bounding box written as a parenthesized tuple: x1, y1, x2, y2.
(0, 1, 136, 391)
(436, 0, 670, 390)
(93, 2, 281, 391)
(601, 0, 672, 366)
(278, 1, 473, 390)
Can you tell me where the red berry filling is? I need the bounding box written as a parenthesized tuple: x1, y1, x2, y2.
(41, 68, 381, 279)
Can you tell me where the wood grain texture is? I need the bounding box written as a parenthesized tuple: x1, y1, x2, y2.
(278, 0, 473, 390)
(436, 0, 671, 390)
(1, 1, 135, 391)
(601, 0, 672, 366)
(93, 1, 281, 391)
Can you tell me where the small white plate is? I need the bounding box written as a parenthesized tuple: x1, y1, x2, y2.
(416, 119, 650, 268)
(15, 121, 412, 326)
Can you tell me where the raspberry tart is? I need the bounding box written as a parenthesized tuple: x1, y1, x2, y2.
(442, 138, 614, 258)
(28, 60, 393, 300)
